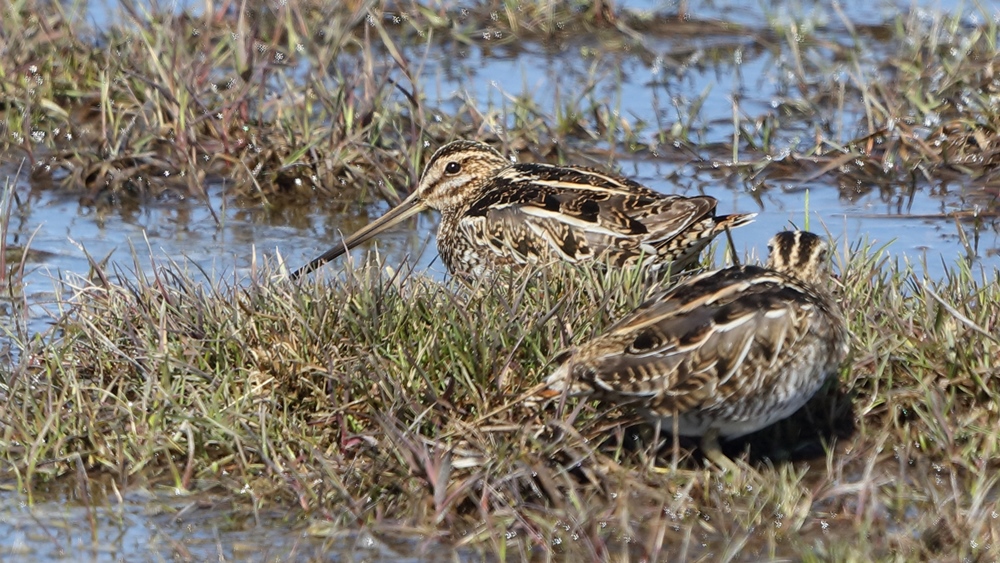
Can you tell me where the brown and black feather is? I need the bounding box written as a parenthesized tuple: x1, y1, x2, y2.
(293, 139, 755, 279)
(546, 230, 850, 439)
(422, 143, 755, 276)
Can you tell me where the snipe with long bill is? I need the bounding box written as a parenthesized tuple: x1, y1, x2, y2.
(292, 140, 756, 279)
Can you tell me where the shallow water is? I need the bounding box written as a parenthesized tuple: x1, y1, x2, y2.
(2, 0, 1000, 559)
(0, 489, 473, 562)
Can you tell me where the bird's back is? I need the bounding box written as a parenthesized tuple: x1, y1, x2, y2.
(442, 162, 754, 275)
(548, 263, 848, 437)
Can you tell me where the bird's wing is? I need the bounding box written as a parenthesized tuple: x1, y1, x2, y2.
(457, 163, 719, 266)
(565, 269, 822, 412)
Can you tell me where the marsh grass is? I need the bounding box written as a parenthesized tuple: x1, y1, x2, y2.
(3, 0, 427, 204)
(0, 235, 997, 559)
(6, 0, 996, 222)
(1, 0, 652, 208)
(729, 6, 1000, 203)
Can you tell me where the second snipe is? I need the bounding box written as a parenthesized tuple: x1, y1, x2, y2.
(293, 140, 755, 279)
(545, 230, 851, 470)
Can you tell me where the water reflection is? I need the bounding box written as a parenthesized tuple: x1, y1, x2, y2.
(0, 489, 473, 562)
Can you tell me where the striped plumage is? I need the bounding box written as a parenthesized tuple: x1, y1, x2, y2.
(545, 231, 850, 465)
(292, 140, 755, 279)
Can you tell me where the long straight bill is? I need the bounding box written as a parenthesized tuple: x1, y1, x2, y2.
(290, 191, 428, 279)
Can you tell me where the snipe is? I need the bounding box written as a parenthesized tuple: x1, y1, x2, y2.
(292, 140, 755, 279)
(545, 230, 850, 470)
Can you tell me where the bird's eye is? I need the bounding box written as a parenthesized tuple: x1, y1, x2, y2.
(445, 161, 462, 175)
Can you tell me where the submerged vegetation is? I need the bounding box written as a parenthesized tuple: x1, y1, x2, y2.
(1, 0, 999, 219)
(1, 0, 1000, 559)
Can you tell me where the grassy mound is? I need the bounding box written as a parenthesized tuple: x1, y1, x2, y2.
(1, 239, 997, 559)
